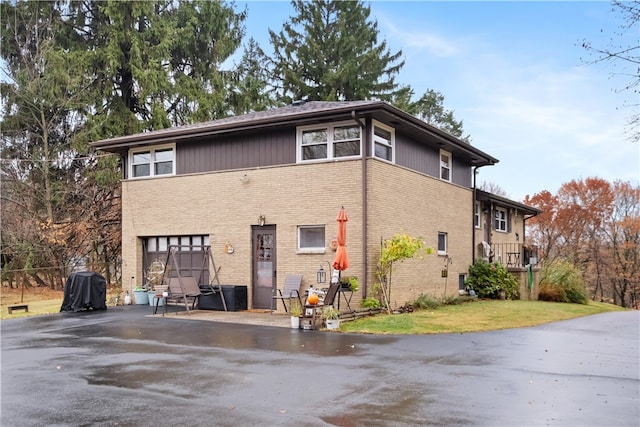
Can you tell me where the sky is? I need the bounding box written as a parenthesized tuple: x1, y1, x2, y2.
(239, 0, 639, 202)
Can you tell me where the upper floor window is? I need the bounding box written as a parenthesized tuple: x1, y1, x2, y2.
(373, 121, 394, 162)
(298, 122, 360, 162)
(129, 144, 175, 178)
(474, 202, 481, 228)
(494, 208, 508, 232)
(440, 150, 451, 182)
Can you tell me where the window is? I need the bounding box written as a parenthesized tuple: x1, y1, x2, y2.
(440, 150, 451, 182)
(298, 225, 325, 252)
(474, 202, 481, 228)
(298, 122, 360, 162)
(438, 232, 447, 255)
(333, 125, 360, 157)
(373, 121, 394, 162)
(494, 208, 508, 232)
(130, 144, 175, 178)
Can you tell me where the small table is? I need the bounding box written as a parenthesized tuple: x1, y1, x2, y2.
(301, 304, 322, 330)
(507, 252, 520, 266)
(337, 288, 353, 311)
(153, 292, 167, 316)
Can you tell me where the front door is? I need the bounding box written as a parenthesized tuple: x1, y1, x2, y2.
(252, 225, 276, 309)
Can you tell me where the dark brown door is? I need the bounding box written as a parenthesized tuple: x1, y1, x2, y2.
(252, 226, 276, 309)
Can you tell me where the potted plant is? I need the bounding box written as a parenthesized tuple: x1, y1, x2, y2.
(289, 299, 302, 329)
(145, 260, 166, 307)
(347, 276, 359, 292)
(132, 286, 148, 305)
(323, 305, 340, 330)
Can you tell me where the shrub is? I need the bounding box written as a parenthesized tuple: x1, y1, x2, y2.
(413, 293, 440, 309)
(538, 260, 588, 304)
(465, 259, 519, 299)
(411, 294, 476, 310)
(361, 297, 381, 308)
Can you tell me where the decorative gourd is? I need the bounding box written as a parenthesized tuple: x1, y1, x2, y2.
(307, 294, 319, 305)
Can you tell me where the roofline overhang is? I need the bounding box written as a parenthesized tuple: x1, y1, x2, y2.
(476, 189, 541, 216)
(90, 101, 499, 166)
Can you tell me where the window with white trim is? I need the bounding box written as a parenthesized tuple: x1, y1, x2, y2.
(440, 150, 451, 182)
(438, 232, 448, 255)
(129, 144, 175, 178)
(494, 208, 508, 232)
(298, 225, 325, 252)
(474, 202, 481, 228)
(373, 121, 394, 162)
(297, 122, 360, 162)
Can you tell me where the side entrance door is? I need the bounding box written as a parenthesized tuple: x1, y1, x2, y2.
(252, 225, 276, 309)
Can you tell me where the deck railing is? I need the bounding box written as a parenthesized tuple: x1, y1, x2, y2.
(477, 243, 539, 268)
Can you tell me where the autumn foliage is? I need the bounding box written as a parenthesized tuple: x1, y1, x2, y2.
(525, 178, 640, 308)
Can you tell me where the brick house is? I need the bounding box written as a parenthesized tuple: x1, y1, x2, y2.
(91, 100, 538, 310)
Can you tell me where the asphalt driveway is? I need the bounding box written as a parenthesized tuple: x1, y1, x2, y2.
(1, 306, 638, 426)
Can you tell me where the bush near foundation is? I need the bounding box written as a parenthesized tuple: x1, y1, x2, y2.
(465, 259, 519, 299)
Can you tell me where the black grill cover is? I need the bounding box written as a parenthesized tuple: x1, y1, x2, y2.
(60, 272, 108, 312)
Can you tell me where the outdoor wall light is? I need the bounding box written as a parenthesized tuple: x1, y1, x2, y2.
(317, 261, 332, 284)
(317, 265, 326, 284)
(240, 174, 250, 184)
(258, 215, 266, 227)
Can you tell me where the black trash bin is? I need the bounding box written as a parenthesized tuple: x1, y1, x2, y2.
(199, 285, 247, 311)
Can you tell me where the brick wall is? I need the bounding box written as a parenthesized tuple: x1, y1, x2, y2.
(365, 160, 473, 307)
(120, 158, 476, 310)
(121, 160, 364, 307)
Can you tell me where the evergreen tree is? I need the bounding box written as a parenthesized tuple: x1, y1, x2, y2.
(228, 38, 276, 115)
(385, 85, 470, 142)
(266, 0, 404, 103)
(64, 0, 247, 136)
(1, 0, 249, 288)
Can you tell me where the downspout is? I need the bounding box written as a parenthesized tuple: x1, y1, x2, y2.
(472, 165, 489, 266)
(472, 167, 478, 266)
(352, 111, 368, 298)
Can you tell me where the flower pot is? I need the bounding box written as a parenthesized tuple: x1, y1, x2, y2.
(148, 291, 164, 307)
(133, 290, 148, 305)
(326, 319, 340, 330)
(291, 316, 300, 329)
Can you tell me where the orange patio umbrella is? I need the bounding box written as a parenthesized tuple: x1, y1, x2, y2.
(332, 207, 349, 273)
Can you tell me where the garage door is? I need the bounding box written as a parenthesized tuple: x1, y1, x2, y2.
(142, 235, 210, 284)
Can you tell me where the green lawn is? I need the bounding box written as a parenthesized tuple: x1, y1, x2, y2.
(339, 300, 626, 334)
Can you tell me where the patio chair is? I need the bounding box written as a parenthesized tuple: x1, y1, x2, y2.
(272, 274, 303, 313)
(322, 282, 340, 307)
(166, 276, 201, 313)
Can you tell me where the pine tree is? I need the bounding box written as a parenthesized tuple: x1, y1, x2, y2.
(266, 0, 404, 103)
(64, 0, 247, 135)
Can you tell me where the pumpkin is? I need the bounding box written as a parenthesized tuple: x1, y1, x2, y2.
(307, 294, 319, 305)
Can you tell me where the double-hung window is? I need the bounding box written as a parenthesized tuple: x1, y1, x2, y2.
(130, 144, 176, 178)
(440, 150, 451, 182)
(373, 121, 394, 162)
(298, 122, 360, 162)
(494, 208, 508, 232)
(474, 202, 481, 228)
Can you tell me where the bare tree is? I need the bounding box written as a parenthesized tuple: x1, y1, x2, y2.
(581, 1, 640, 142)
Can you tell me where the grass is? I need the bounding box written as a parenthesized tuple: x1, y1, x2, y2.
(340, 299, 627, 334)
(0, 286, 122, 321)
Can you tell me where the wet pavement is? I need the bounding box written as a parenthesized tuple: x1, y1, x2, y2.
(1, 306, 638, 426)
